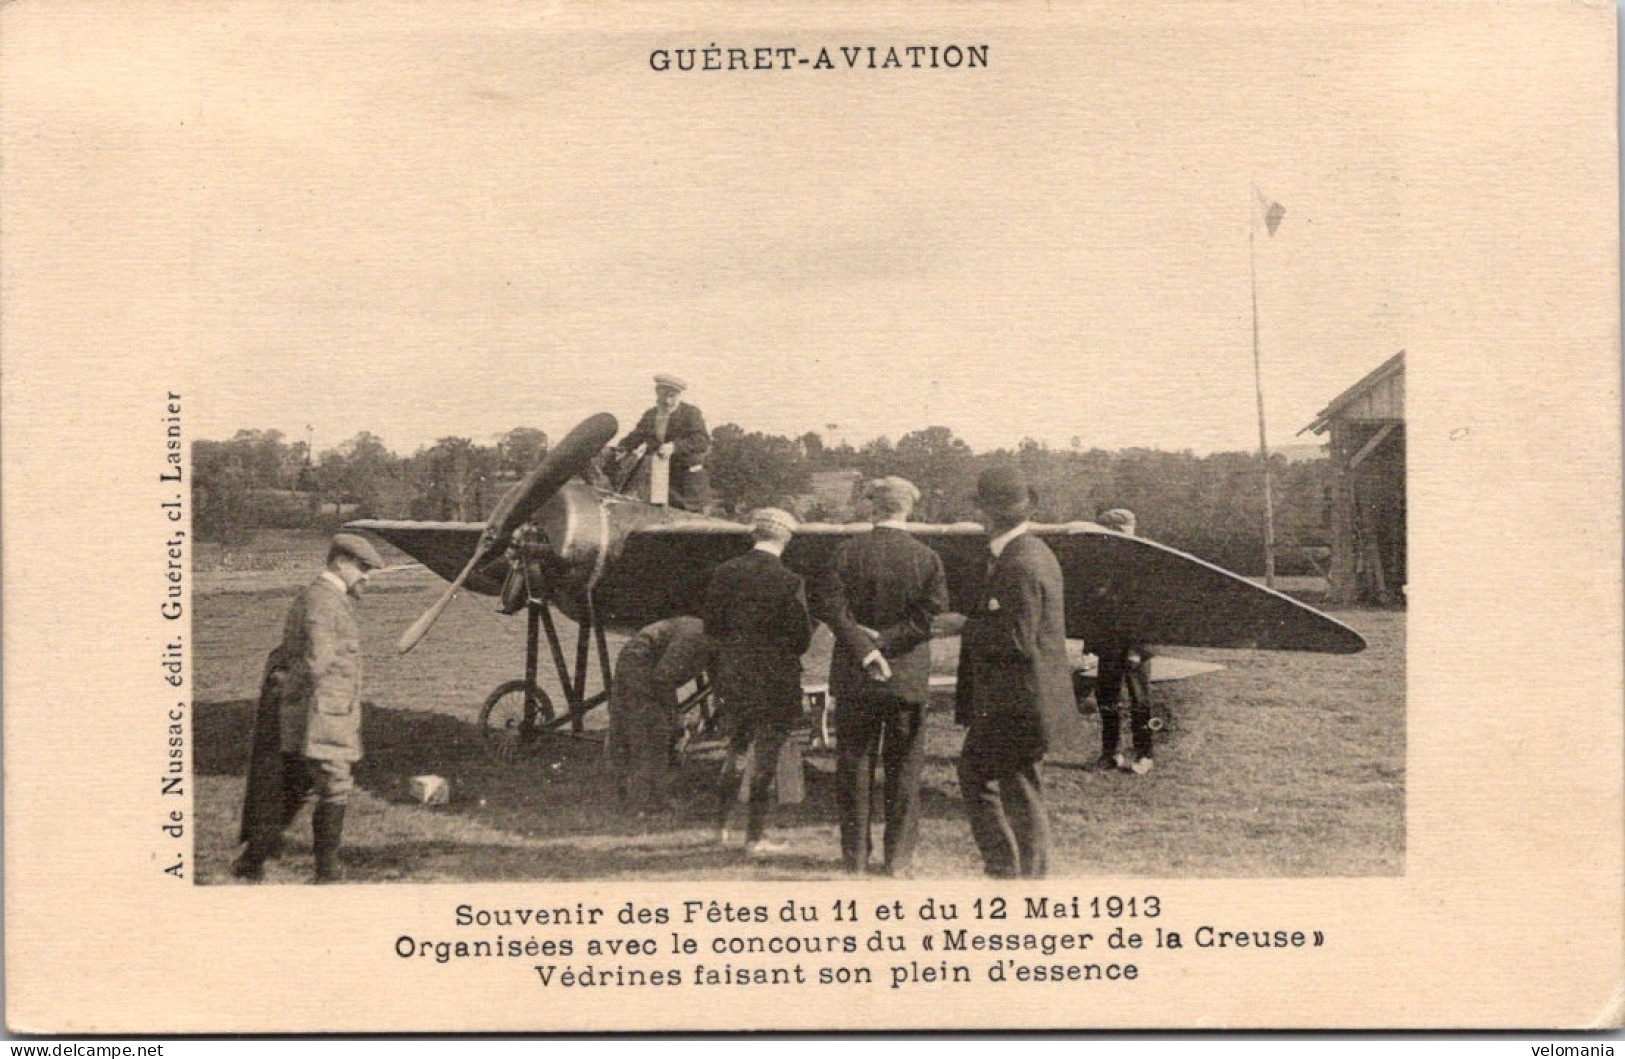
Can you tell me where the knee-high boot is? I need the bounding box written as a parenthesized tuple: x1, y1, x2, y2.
(280, 755, 310, 827)
(312, 803, 346, 884)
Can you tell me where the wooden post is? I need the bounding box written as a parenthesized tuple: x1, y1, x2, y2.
(1326, 423, 1358, 605)
(1250, 227, 1279, 589)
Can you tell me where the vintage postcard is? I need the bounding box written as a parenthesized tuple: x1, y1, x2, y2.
(3, 0, 1620, 1034)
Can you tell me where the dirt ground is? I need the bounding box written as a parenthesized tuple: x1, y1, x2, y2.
(193, 534, 1404, 883)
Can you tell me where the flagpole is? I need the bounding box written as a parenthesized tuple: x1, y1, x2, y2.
(1250, 223, 1279, 590)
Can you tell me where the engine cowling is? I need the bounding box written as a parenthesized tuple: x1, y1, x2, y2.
(519, 480, 611, 621)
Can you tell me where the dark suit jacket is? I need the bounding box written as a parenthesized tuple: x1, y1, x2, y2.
(812, 525, 949, 706)
(954, 531, 1073, 771)
(702, 548, 813, 724)
(618, 403, 711, 508)
(619, 401, 710, 464)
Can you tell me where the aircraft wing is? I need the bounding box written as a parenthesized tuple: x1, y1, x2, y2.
(352, 516, 1364, 654)
(1039, 526, 1366, 653)
(620, 520, 1365, 654)
(345, 520, 500, 592)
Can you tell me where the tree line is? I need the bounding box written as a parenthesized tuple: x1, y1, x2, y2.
(194, 423, 1331, 575)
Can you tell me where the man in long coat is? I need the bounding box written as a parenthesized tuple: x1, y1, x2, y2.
(812, 476, 948, 876)
(954, 467, 1073, 878)
(235, 532, 384, 883)
(616, 373, 711, 511)
(703, 508, 812, 858)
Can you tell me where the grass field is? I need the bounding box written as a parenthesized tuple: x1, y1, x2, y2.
(193, 530, 1403, 883)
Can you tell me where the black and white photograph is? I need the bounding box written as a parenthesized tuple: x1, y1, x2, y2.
(193, 364, 1401, 885)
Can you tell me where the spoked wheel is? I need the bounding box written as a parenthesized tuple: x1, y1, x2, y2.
(479, 679, 556, 761)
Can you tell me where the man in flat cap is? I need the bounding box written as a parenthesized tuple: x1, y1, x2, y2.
(615, 374, 712, 511)
(234, 532, 384, 883)
(703, 508, 813, 858)
(954, 467, 1072, 877)
(1091, 508, 1155, 774)
(812, 477, 948, 876)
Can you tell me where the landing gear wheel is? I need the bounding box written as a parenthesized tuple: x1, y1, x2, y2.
(479, 680, 555, 761)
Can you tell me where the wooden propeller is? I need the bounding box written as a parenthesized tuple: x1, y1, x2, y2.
(396, 412, 618, 653)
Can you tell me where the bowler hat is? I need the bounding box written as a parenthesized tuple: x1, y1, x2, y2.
(331, 532, 387, 570)
(974, 465, 1035, 513)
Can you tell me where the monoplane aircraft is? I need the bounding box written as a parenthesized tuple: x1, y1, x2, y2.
(347, 413, 1364, 748)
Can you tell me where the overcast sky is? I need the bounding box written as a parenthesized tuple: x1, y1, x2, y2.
(18, 4, 1425, 457)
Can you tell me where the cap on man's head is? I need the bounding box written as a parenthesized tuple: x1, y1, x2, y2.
(748, 507, 798, 536)
(1097, 508, 1137, 533)
(330, 532, 386, 570)
(653, 373, 688, 394)
(865, 476, 921, 510)
(974, 465, 1035, 513)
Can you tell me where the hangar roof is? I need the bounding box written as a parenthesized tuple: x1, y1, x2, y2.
(1301, 350, 1405, 436)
